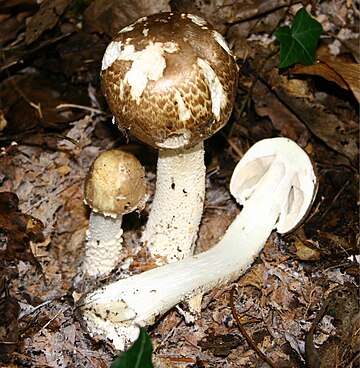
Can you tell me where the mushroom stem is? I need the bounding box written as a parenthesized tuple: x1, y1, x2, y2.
(141, 142, 205, 264)
(80, 138, 317, 351)
(83, 212, 123, 276)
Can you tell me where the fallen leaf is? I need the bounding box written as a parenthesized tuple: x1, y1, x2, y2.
(25, 0, 72, 44)
(0, 191, 44, 271)
(253, 79, 311, 146)
(268, 71, 359, 165)
(293, 237, 321, 261)
(292, 61, 360, 103)
(198, 334, 242, 357)
(83, 0, 170, 36)
(292, 62, 348, 90)
(0, 290, 20, 363)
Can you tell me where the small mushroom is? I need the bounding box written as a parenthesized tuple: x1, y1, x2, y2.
(101, 12, 238, 264)
(83, 149, 147, 277)
(79, 137, 317, 349)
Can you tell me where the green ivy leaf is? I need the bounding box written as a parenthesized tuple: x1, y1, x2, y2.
(275, 7, 323, 69)
(111, 328, 154, 368)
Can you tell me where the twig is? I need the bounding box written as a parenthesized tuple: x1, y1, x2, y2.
(229, 288, 278, 368)
(56, 103, 105, 115)
(153, 317, 183, 353)
(345, 351, 360, 368)
(305, 296, 332, 368)
(34, 306, 70, 337)
(319, 180, 349, 220)
(9, 79, 43, 118)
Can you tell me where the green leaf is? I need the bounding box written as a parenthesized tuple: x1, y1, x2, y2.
(111, 328, 154, 368)
(275, 7, 323, 69)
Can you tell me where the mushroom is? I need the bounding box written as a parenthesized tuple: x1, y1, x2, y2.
(101, 12, 238, 264)
(83, 149, 147, 277)
(79, 137, 317, 349)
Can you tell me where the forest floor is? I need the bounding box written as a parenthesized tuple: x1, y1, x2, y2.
(0, 0, 359, 367)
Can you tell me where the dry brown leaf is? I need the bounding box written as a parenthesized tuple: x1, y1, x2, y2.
(0, 291, 20, 363)
(83, 0, 170, 36)
(292, 63, 348, 90)
(198, 334, 242, 357)
(293, 62, 360, 103)
(0, 191, 44, 270)
(267, 70, 359, 164)
(252, 80, 311, 146)
(324, 61, 360, 103)
(293, 238, 321, 261)
(25, 0, 72, 44)
(225, 0, 290, 23)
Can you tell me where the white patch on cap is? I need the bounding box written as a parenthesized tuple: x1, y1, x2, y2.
(136, 16, 148, 23)
(123, 42, 178, 103)
(119, 16, 148, 35)
(163, 41, 179, 53)
(118, 24, 135, 34)
(213, 30, 232, 55)
(143, 28, 149, 36)
(186, 13, 207, 26)
(197, 58, 226, 118)
(102, 41, 123, 70)
(103, 40, 179, 101)
(174, 90, 191, 121)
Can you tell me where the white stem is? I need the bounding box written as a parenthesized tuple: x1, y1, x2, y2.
(81, 161, 292, 350)
(141, 142, 205, 264)
(83, 211, 124, 277)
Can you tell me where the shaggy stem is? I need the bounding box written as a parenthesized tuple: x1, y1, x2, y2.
(83, 212, 124, 276)
(141, 142, 206, 264)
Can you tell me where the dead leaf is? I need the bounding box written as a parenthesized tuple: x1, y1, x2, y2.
(83, 0, 170, 36)
(293, 237, 321, 261)
(306, 286, 360, 368)
(253, 80, 311, 146)
(292, 63, 348, 90)
(25, 0, 72, 44)
(0, 290, 20, 363)
(0, 70, 90, 137)
(324, 61, 360, 103)
(293, 61, 360, 103)
(225, 0, 290, 23)
(198, 334, 242, 357)
(0, 192, 44, 271)
(268, 72, 358, 165)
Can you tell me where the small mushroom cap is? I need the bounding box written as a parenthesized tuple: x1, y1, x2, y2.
(84, 149, 147, 217)
(101, 12, 238, 150)
(229, 138, 317, 234)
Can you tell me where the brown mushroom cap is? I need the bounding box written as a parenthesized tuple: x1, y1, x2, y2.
(84, 149, 147, 216)
(101, 12, 239, 149)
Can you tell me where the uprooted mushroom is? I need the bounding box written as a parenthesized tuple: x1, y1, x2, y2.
(79, 137, 318, 350)
(100, 12, 238, 265)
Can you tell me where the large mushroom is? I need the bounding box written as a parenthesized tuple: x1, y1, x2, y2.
(83, 149, 147, 277)
(79, 138, 317, 350)
(101, 12, 238, 264)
